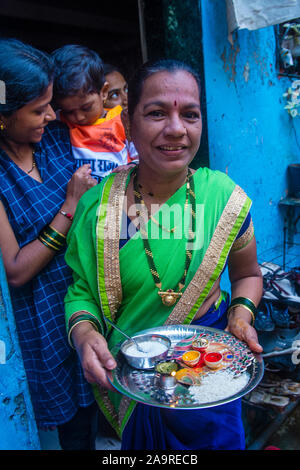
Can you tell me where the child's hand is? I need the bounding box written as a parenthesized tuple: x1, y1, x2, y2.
(65, 164, 97, 211)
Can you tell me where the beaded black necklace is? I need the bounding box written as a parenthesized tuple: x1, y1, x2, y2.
(133, 168, 196, 306)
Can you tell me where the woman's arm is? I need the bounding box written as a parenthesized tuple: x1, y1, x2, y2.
(226, 236, 263, 353)
(70, 318, 116, 390)
(0, 164, 96, 287)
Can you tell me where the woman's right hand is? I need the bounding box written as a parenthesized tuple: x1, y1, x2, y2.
(71, 322, 117, 391)
(64, 164, 97, 213)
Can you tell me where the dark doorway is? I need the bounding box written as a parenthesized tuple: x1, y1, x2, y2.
(0, 0, 142, 78)
(0, 0, 209, 169)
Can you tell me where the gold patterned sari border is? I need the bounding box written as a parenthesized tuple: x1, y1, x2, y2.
(103, 169, 132, 321)
(231, 219, 254, 252)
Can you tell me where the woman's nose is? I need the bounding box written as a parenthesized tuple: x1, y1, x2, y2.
(45, 105, 56, 122)
(165, 114, 186, 136)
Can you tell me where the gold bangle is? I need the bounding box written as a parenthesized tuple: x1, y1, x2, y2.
(38, 234, 61, 252)
(68, 319, 99, 349)
(42, 231, 65, 246)
(68, 311, 102, 331)
(227, 304, 255, 326)
(48, 224, 66, 239)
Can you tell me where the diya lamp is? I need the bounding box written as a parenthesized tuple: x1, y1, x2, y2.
(155, 361, 179, 389)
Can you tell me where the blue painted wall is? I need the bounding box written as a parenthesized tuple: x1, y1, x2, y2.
(200, 0, 300, 262)
(0, 252, 40, 450)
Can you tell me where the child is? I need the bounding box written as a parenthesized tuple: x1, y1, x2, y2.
(52, 45, 138, 182)
(103, 63, 128, 111)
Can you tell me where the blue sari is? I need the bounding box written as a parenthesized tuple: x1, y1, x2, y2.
(121, 296, 245, 450)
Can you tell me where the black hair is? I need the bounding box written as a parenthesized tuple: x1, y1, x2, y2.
(128, 59, 201, 119)
(0, 38, 55, 116)
(51, 45, 105, 100)
(103, 63, 125, 78)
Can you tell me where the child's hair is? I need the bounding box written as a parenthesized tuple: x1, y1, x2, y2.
(51, 45, 105, 100)
(128, 59, 201, 119)
(0, 38, 54, 116)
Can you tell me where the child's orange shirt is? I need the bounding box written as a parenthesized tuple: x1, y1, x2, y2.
(61, 105, 138, 182)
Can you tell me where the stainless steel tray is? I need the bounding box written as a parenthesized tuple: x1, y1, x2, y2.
(109, 324, 264, 409)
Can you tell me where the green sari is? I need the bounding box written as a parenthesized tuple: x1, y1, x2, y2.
(64, 167, 252, 438)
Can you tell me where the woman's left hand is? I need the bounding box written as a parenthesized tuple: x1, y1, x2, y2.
(226, 308, 263, 354)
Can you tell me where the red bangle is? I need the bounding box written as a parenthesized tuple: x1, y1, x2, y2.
(59, 210, 73, 221)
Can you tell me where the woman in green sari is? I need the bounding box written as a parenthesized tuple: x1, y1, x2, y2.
(64, 59, 263, 450)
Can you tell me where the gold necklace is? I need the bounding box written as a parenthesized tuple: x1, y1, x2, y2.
(134, 178, 176, 234)
(27, 150, 36, 174)
(1, 140, 36, 174)
(133, 168, 196, 306)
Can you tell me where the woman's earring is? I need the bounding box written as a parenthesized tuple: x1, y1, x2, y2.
(0, 122, 5, 131)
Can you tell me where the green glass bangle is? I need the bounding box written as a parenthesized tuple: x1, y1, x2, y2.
(38, 224, 67, 252)
(46, 225, 66, 245)
(38, 233, 61, 252)
(227, 304, 255, 325)
(230, 297, 257, 316)
(68, 313, 101, 334)
(68, 314, 102, 349)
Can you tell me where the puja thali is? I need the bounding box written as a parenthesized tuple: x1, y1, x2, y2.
(109, 325, 264, 409)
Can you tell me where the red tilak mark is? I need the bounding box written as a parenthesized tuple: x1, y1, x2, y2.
(174, 100, 177, 106)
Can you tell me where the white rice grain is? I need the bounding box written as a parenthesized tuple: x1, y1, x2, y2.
(125, 340, 167, 357)
(189, 369, 249, 403)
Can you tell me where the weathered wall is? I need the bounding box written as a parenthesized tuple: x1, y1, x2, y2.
(200, 0, 300, 259)
(0, 252, 40, 450)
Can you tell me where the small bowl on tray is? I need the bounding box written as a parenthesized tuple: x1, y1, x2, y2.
(120, 333, 171, 370)
(181, 350, 201, 367)
(204, 352, 223, 369)
(155, 360, 179, 389)
(192, 337, 209, 352)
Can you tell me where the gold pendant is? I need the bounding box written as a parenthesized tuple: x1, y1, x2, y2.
(158, 289, 182, 306)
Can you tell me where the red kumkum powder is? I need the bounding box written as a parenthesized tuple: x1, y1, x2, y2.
(205, 352, 222, 362)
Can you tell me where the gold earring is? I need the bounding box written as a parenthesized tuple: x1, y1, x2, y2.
(0, 122, 5, 131)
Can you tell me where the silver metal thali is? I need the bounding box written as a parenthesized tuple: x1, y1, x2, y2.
(109, 324, 264, 409)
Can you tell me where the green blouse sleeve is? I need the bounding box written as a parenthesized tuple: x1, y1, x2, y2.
(64, 183, 105, 334)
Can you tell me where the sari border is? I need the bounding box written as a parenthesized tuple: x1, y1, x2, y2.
(103, 170, 130, 321)
(95, 169, 137, 438)
(231, 219, 254, 252)
(96, 169, 131, 322)
(96, 174, 115, 321)
(164, 185, 252, 326)
(93, 385, 135, 439)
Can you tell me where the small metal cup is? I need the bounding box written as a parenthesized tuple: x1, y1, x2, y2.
(157, 371, 177, 389)
(155, 360, 178, 389)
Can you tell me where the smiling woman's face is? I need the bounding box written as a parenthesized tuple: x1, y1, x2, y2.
(1, 83, 56, 144)
(130, 70, 202, 177)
